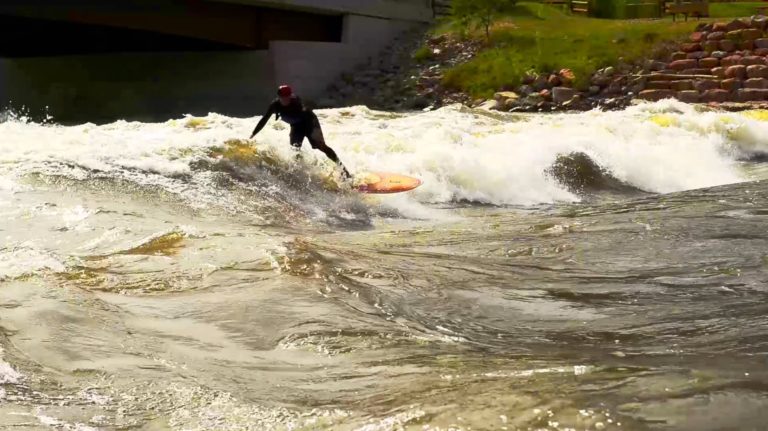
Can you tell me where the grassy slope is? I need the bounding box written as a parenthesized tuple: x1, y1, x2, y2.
(439, 2, 765, 98)
(709, 2, 768, 18)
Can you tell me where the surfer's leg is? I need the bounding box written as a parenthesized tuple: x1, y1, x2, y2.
(307, 117, 350, 178)
(309, 136, 350, 179)
(289, 126, 305, 162)
(289, 126, 304, 149)
(308, 130, 339, 162)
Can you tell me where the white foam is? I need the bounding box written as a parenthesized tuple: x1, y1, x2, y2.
(0, 242, 66, 280)
(0, 101, 761, 212)
(61, 205, 95, 231)
(317, 103, 747, 202)
(0, 347, 23, 385)
(0, 175, 22, 192)
(34, 410, 100, 431)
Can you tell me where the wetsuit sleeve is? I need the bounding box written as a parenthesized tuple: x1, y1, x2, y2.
(300, 97, 316, 112)
(294, 97, 315, 123)
(250, 102, 277, 137)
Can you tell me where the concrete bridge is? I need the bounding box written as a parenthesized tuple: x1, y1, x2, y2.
(0, 0, 435, 123)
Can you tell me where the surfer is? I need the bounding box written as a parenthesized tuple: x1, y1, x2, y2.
(249, 85, 351, 179)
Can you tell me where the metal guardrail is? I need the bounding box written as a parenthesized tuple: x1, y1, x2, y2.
(570, 0, 589, 14)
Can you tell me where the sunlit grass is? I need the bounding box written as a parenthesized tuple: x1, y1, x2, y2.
(440, 2, 700, 97)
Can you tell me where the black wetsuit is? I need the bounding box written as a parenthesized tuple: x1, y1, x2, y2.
(250, 96, 348, 175)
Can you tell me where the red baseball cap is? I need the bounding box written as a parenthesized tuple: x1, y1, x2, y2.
(277, 85, 293, 97)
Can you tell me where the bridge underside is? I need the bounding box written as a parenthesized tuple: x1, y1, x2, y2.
(0, 0, 345, 53)
(0, 0, 424, 123)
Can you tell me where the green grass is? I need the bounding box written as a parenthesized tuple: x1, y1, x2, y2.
(441, 2, 699, 97)
(413, 45, 435, 63)
(709, 2, 768, 18)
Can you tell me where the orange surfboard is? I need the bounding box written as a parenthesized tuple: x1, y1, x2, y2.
(355, 171, 422, 194)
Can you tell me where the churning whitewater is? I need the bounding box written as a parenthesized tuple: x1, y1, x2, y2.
(1, 101, 768, 430)
(2, 100, 765, 212)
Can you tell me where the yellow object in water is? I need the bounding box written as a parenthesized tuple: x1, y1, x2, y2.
(184, 117, 209, 129)
(649, 114, 677, 128)
(208, 140, 281, 166)
(741, 110, 768, 121)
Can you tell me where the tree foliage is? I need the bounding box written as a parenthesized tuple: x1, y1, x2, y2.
(451, 0, 518, 41)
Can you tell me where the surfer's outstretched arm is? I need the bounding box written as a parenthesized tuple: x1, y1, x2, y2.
(249, 103, 277, 139)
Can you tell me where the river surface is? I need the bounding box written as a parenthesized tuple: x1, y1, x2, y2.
(1, 101, 767, 430)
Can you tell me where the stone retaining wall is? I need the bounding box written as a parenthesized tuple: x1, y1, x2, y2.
(637, 16, 768, 103)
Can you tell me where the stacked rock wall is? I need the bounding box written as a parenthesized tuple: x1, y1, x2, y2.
(638, 16, 768, 103)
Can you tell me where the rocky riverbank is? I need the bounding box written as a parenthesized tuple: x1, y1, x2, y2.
(323, 15, 768, 113)
(319, 27, 479, 111)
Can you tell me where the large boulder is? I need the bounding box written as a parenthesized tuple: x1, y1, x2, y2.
(745, 78, 768, 88)
(671, 51, 688, 61)
(742, 29, 763, 41)
(755, 38, 768, 49)
(722, 55, 743, 67)
(477, 99, 501, 111)
(721, 78, 742, 91)
(591, 74, 611, 88)
(533, 75, 550, 91)
(726, 64, 748, 79)
(741, 40, 756, 50)
(670, 59, 698, 70)
(638, 89, 675, 101)
(559, 68, 576, 86)
(726, 19, 750, 32)
(703, 41, 720, 52)
(695, 80, 720, 92)
(741, 56, 766, 65)
(690, 32, 707, 43)
(681, 43, 702, 53)
(720, 39, 737, 52)
(494, 91, 520, 102)
(677, 90, 700, 103)
(645, 60, 667, 72)
(702, 89, 731, 103)
(726, 30, 744, 41)
(552, 87, 578, 104)
(737, 88, 768, 101)
(712, 67, 727, 78)
(522, 73, 536, 85)
(517, 85, 535, 96)
(750, 15, 768, 31)
(699, 58, 720, 68)
(671, 80, 695, 91)
(707, 31, 726, 41)
(747, 64, 768, 78)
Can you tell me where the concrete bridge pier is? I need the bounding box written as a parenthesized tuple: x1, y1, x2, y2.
(0, 0, 434, 124)
(270, 14, 421, 104)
